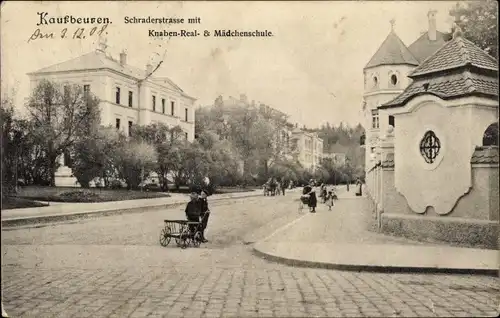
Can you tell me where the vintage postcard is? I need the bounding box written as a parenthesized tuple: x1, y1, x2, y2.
(1, 1, 498, 317)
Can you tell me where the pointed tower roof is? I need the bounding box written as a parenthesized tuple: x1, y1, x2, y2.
(381, 29, 498, 109)
(364, 21, 419, 70)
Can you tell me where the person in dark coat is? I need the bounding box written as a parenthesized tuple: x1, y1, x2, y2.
(281, 180, 286, 196)
(198, 190, 210, 242)
(308, 189, 317, 213)
(185, 192, 201, 234)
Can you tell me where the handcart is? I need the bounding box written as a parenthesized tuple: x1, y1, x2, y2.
(159, 219, 204, 249)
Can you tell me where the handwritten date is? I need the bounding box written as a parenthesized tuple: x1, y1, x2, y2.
(28, 24, 108, 43)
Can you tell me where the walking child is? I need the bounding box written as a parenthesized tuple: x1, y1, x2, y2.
(326, 190, 334, 211)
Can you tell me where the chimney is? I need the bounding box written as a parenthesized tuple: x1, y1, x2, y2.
(428, 10, 437, 41)
(120, 51, 127, 65)
(146, 63, 153, 75)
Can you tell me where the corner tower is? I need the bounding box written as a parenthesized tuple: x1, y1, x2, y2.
(362, 19, 419, 174)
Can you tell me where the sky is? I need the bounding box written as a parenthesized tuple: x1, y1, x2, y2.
(1, 1, 458, 128)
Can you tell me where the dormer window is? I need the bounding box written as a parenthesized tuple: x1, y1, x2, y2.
(390, 74, 398, 86)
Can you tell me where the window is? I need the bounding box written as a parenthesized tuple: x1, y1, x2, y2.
(389, 115, 395, 127)
(128, 91, 133, 107)
(185, 132, 188, 140)
(115, 118, 121, 130)
(171, 101, 175, 116)
(420, 131, 441, 164)
(128, 121, 133, 137)
(185, 108, 188, 121)
(162, 98, 165, 113)
(483, 123, 499, 146)
(371, 110, 379, 129)
(373, 76, 379, 88)
(390, 74, 398, 86)
(63, 85, 70, 98)
(83, 85, 90, 105)
(152, 95, 156, 111)
(115, 87, 121, 104)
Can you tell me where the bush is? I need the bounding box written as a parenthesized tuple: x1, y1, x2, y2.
(58, 190, 101, 202)
(109, 180, 123, 189)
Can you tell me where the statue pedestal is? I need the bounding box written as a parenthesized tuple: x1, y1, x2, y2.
(54, 166, 79, 187)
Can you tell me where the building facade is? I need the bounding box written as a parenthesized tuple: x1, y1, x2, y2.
(323, 152, 346, 165)
(363, 14, 499, 248)
(291, 128, 324, 171)
(362, 11, 451, 173)
(28, 43, 196, 186)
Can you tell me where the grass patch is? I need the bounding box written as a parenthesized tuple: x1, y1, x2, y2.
(12, 185, 257, 203)
(1, 197, 49, 210)
(166, 186, 259, 194)
(15, 186, 171, 203)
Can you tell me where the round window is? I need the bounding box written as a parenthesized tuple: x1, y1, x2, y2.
(391, 74, 398, 86)
(419, 131, 441, 164)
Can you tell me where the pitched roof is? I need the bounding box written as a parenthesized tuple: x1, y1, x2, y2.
(408, 31, 452, 63)
(364, 31, 419, 69)
(379, 71, 498, 108)
(381, 34, 498, 109)
(29, 50, 185, 94)
(409, 36, 498, 77)
(471, 146, 499, 164)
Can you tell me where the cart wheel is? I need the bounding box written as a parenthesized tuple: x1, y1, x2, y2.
(159, 227, 171, 247)
(192, 231, 202, 247)
(179, 227, 190, 249)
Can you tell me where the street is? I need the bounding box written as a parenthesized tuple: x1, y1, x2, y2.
(2, 194, 499, 318)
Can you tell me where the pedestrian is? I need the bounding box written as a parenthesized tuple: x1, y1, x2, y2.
(307, 183, 317, 213)
(326, 190, 335, 211)
(185, 192, 201, 234)
(281, 180, 286, 196)
(199, 190, 210, 243)
(321, 184, 327, 203)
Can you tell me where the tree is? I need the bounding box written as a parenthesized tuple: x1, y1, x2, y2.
(196, 130, 240, 187)
(115, 138, 157, 189)
(450, 0, 498, 59)
(71, 126, 122, 188)
(133, 123, 185, 191)
(1, 94, 16, 195)
(26, 80, 100, 186)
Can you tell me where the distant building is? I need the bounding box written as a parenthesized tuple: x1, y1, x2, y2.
(213, 94, 295, 159)
(323, 153, 347, 165)
(28, 41, 196, 186)
(291, 128, 324, 171)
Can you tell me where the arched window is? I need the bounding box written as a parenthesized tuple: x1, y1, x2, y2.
(482, 123, 499, 146)
(390, 74, 398, 86)
(373, 76, 379, 88)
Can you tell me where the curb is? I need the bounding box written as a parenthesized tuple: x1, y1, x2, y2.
(1, 192, 261, 228)
(252, 244, 499, 277)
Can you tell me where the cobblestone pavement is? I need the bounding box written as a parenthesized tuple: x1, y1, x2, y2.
(2, 194, 499, 318)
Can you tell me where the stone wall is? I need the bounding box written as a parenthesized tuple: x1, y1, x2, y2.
(365, 125, 499, 249)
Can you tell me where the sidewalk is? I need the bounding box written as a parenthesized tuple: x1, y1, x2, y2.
(1, 190, 262, 227)
(254, 188, 499, 275)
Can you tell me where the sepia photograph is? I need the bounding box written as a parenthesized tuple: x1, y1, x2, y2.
(1, 1, 498, 317)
